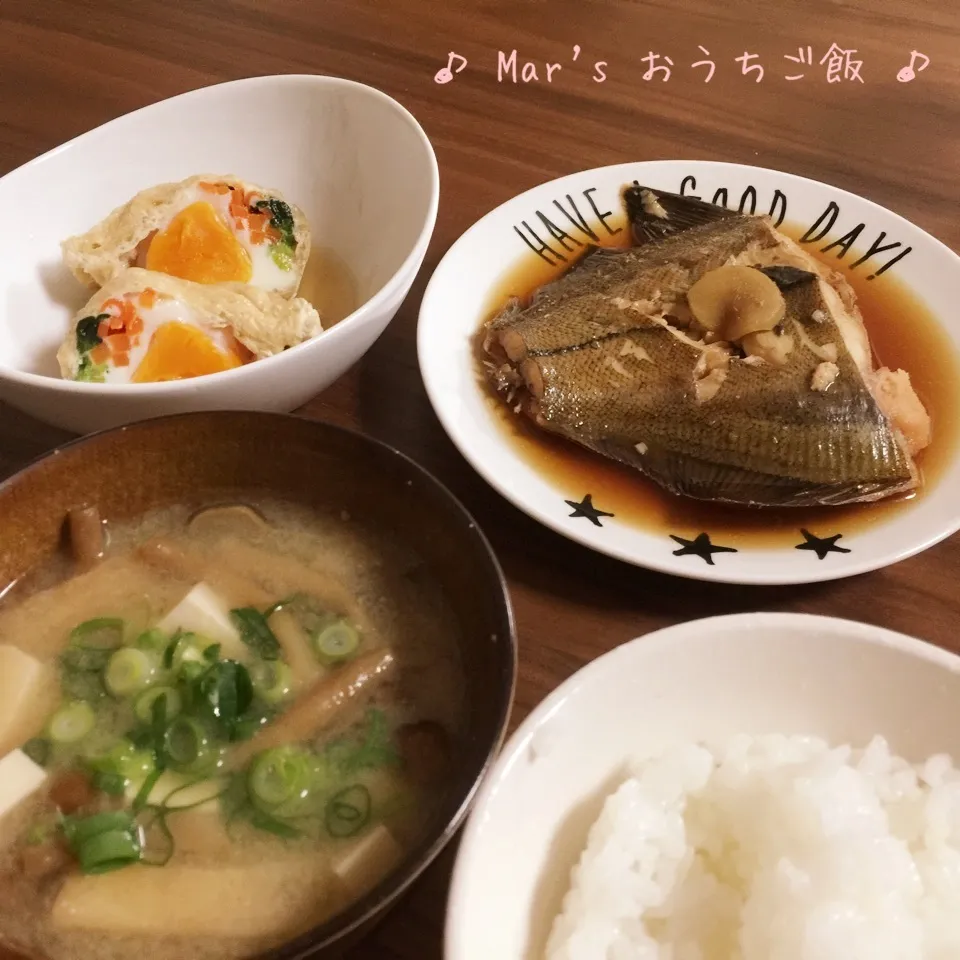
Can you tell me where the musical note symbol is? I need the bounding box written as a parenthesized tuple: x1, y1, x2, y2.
(897, 50, 930, 83)
(435, 51, 468, 84)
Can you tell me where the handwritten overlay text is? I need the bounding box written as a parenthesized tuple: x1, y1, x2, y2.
(434, 46, 931, 85)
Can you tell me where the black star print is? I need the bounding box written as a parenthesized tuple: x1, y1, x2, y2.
(795, 528, 851, 559)
(670, 532, 738, 565)
(564, 494, 614, 528)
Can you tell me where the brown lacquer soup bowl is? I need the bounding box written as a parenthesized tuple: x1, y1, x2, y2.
(0, 412, 516, 960)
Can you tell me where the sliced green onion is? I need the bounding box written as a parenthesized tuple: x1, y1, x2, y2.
(47, 700, 96, 744)
(70, 618, 125, 650)
(105, 648, 158, 698)
(247, 746, 316, 816)
(249, 660, 293, 705)
(163, 632, 208, 673)
(312, 620, 360, 665)
(133, 628, 168, 653)
(325, 784, 371, 838)
(132, 768, 163, 814)
(62, 811, 134, 847)
(86, 739, 156, 780)
(134, 686, 182, 724)
(22, 737, 50, 767)
(92, 771, 127, 796)
(62, 811, 142, 875)
(162, 718, 220, 775)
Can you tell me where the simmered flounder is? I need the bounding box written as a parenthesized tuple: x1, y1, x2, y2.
(482, 185, 931, 508)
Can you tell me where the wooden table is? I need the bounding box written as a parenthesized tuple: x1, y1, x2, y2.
(1, 0, 958, 956)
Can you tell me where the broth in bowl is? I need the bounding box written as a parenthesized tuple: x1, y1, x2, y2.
(0, 496, 465, 960)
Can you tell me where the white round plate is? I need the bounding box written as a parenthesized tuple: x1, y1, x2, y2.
(417, 161, 960, 584)
(445, 612, 960, 960)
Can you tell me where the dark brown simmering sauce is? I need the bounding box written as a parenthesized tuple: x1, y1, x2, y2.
(477, 218, 960, 547)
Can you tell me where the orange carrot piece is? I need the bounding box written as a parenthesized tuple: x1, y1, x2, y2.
(199, 181, 231, 194)
(109, 334, 131, 353)
(101, 297, 125, 315)
(246, 213, 267, 232)
(139, 288, 158, 308)
(128, 316, 144, 335)
(119, 300, 136, 326)
(97, 320, 111, 339)
(113, 353, 130, 367)
(89, 343, 110, 365)
(109, 316, 124, 332)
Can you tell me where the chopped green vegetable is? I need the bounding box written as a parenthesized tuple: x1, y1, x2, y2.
(133, 628, 168, 653)
(47, 700, 96, 744)
(195, 660, 254, 737)
(162, 717, 221, 775)
(203, 643, 221, 662)
(249, 660, 293, 705)
(86, 739, 156, 781)
(134, 685, 182, 725)
(270, 242, 295, 271)
(230, 608, 281, 660)
(132, 768, 163, 813)
(62, 811, 142, 875)
(92, 771, 127, 796)
(22, 737, 50, 767)
(75, 314, 107, 355)
(247, 746, 318, 816)
(325, 708, 397, 775)
(75, 357, 108, 383)
(105, 648, 158, 698)
(162, 631, 208, 673)
(71, 618, 125, 650)
(254, 198, 297, 251)
(324, 784, 371, 839)
(59, 618, 125, 700)
(313, 619, 360, 665)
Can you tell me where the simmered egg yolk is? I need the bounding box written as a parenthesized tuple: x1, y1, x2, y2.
(145, 201, 253, 284)
(131, 321, 245, 383)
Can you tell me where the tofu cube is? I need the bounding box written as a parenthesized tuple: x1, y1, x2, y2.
(0, 749, 48, 822)
(156, 583, 245, 659)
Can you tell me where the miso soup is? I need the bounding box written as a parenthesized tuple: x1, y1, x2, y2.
(0, 499, 466, 960)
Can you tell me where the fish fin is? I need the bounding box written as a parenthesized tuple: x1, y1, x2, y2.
(757, 265, 818, 290)
(622, 184, 740, 245)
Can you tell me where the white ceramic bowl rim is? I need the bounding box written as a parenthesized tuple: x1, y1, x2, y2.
(0, 74, 440, 395)
(444, 611, 960, 957)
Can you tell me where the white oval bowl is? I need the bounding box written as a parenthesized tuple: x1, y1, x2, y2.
(445, 612, 960, 959)
(417, 161, 960, 585)
(0, 74, 439, 434)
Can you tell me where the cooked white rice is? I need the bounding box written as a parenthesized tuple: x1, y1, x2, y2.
(545, 735, 960, 959)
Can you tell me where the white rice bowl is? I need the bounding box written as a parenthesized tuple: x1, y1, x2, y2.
(546, 734, 960, 960)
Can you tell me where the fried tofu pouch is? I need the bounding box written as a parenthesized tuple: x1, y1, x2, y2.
(61, 174, 311, 298)
(57, 267, 323, 384)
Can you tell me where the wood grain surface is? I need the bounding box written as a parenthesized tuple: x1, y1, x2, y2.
(1, 1, 958, 957)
